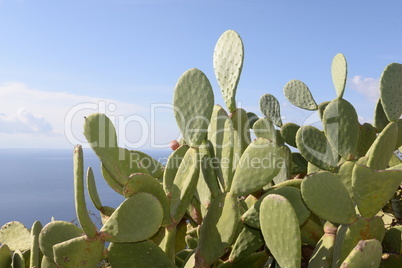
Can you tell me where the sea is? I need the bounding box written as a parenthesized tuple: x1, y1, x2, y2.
(0, 148, 171, 229)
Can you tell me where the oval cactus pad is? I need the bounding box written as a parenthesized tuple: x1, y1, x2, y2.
(100, 192, 163, 243)
(173, 68, 214, 147)
(213, 30, 244, 112)
(296, 125, 338, 171)
(260, 194, 301, 268)
(283, 80, 318, 110)
(323, 98, 360, 160)
(331, 53, 348, 98)
(380, 63, 402, 122)
(301, 171, 356, 224)
(260, 93, 283, 127)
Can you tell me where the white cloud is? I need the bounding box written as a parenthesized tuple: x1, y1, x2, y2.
(0, 108, 57, 135)
(348, 75, 380, 102)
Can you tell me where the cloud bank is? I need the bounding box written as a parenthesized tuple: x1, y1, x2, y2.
(0, 108, 57, 135)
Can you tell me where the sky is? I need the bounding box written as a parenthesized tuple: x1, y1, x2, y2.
(0, 0, 401, 149)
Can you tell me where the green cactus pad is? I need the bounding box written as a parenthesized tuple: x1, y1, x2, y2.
(173, 68, 214, 147)
(213, 30, 244, 112)
(170, 147, 200, 224)
(86, 167, 102, 210)
(300, 213, 324, 247)
(323, 98, 360, 160)
(280, 122, 300, 148)
(195, 141, 215, 210)
(283, 80, 318, 110)
(228, 225, 264, 263)
(252, 117, 275, 143)
(108, 240, 177, 268)
(296, 125, 338, 171)
(0, 222, 31, 252)
(83, 113, 128, 186)
(357, 123, 377, 157)
(260, 94, 283, 127)
(195, 193, 239, 266)
(100, 192, 163, 242)
(308, 233, 335, 268)
(383, 226, 402, 254)
(331, 53, 348, 98)
(340, 239, 382, 267)
(73, 145, 98, 239)
(352, 164, 402, 218)
(221, 117, 234, 191)
(53, 236, 104, 268)
(366, 122, 398, 170)
(230, 138, 282, 197)
(380, 63, 402, 122)
(39, 221, 83, 262)
(29, 221, 42, 268)
(260, 194, 301, 268)
(0, 245, 12, 268)
(123, 173, 171, 227)
(332, 216, 385, 267)
(163, 144, 189, 197)
(301, 171, 356, 224)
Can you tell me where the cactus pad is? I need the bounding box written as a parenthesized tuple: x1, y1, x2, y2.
(352, 164, 402, 218)
(195, 193, 239, 266)
(380, 63, 402, 122)
(213, 30, 244, 112)
(173, 68, 214, 147)
(124, 173, 171, 227)
(100, 192, 163, 242)
(331, 53, 347, 98)
(283, 79, 318, 110)
(39, 221, 83, 262)
(230, 138, 282, 197)
(260, 194, 301, 268)
(53, 236, 104, 268)
(323, 98, 359, 160)
(280, 122, 300, 148)
(260, 93, 282, 127)
(0, 222, 31, 252)
(301, 172, 356, 224)
(252, 117, 276, 141)
(366, 121, 398, 170)
(170, 147, 200, 223)
(340, 239, 382, 267)
(108, 240, 177, 268)
(296, 125, 338, 171)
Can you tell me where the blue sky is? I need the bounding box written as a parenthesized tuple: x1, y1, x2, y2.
(0, 0, 401, 149)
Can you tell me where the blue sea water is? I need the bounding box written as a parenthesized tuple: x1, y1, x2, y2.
(0, 148, 171, 229)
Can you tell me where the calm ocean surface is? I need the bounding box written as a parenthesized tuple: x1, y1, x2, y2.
(0, 148, 171, 229)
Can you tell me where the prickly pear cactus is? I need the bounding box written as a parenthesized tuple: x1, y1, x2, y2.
(2, 29, 402, 268)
